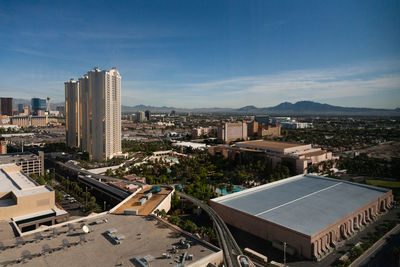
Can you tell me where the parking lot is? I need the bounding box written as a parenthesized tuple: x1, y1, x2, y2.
(58, 191, 86, 219)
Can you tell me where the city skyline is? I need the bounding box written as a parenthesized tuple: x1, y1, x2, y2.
(0, 0, 399, 108)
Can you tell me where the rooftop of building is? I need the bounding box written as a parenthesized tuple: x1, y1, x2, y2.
(0, 152, 40, 164)
(0, 164, 50, 200)
(302, 150, 328, 157)
(211, 174, 390, 237)
(0, 214, 220, 267)
(236, 140, 305, 150)
(112, 186, 172, 215)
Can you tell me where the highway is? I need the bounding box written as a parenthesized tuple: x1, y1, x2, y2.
(49, 159, 131, 200)
(177, 192, 251, 267)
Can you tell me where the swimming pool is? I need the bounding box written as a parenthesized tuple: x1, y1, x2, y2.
(216, 186, 244, 196)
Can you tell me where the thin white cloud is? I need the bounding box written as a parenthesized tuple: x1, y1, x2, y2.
(121, 60, 400, 108)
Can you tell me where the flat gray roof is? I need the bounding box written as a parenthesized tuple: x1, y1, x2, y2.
(0, 152, 40, 165)
(0, 214, 220, 267)
(211, 175, 389, 237)
(0, 164, 51, 200)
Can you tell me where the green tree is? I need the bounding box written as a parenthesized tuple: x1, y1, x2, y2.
(182, 220, 198, 233)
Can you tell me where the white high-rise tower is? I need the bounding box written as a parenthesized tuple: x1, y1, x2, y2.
(65, 79, 80, 148)
(65, 67, 122, 161)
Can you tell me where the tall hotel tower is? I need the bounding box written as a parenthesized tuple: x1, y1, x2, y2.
(65, 67, 122, 161)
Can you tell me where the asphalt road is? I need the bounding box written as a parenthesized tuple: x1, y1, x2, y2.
(357, 224, 400, 267)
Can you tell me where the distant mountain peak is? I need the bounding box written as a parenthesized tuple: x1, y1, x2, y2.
(120, 100, 400, 116)
(238, 105, 257, 111)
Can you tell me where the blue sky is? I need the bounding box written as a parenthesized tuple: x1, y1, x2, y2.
(0, 0, 399, 108)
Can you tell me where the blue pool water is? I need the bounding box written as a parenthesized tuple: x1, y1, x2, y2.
(216, 186, 244, 196)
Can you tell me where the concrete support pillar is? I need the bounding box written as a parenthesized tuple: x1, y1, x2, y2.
(323, 235, 328, 251)
(313, 241, 319, 258)
(320, 238, 324, 255)
(347, 221, 352, 235)
(353, 217, 358, 230)
(326, 234, 332, 250)
(370, 207, 375, 220)
(365, 210, 370, 223)
(341, 224, 347, 239)
(330, 231, 336, 244)
(317, 239, 322, 255)
(360, 213, 365, 226)
(368, 208, 373, 221)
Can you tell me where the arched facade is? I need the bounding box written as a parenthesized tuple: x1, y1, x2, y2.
(311, 192, 393, 259)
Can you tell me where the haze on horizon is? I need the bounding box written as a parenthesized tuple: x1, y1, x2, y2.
(0, 0, 399, 109)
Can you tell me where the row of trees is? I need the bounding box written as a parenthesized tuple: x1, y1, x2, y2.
(154, 209, 218, 245)
(56, 176, 101, 213)
(334, 220, 398, 267)
(30, 172, 65, 202)
(122, 140, 172, 154)
(277, 127, 399, 151)
(338, 155, 400, 179)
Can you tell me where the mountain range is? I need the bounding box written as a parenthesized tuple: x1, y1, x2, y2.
(122, 101, 400, 116)
(11, 99, 400, 116)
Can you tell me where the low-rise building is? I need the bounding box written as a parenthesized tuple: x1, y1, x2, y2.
(192, 126, 218, 138)
(281, 121, 313, 129)
(0, 151, 44, 176)
(248, 121, 281, 137)
(0, 164, 67, 232)
(257, 123, 281, 137)
(209, 140, 335, 174)
(210, 174, 393, 260)
(11, 115, 48, 127)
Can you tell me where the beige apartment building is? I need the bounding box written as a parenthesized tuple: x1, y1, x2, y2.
(65, 67, 122, 161)
(0, 164, 67, 232)
(218, 122, 248, 143)
(192, 126, 218, 138)
(11, 115, 48, 127)
(248, 121, 281, 137)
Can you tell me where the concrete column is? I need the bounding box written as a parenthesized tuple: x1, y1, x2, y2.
(380, 200, 386, 212)
(323, 235, 328, 251)
(369, 207, 375, 221)
(313, 241, 319, 258)
(359, 213, 364, 226)
(317, 239, 322, 255)
(368, 208, 373, 220)
(326, 234, 332, 250)
(347, 221, 352, 235)
(353, 217, 358, 230)
(365, 210, 370, 223)
(329, 231, 334, 244)
(340, 224, 347, 239)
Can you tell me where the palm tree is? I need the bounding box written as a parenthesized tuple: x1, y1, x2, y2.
(154, 209, 160, 217)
